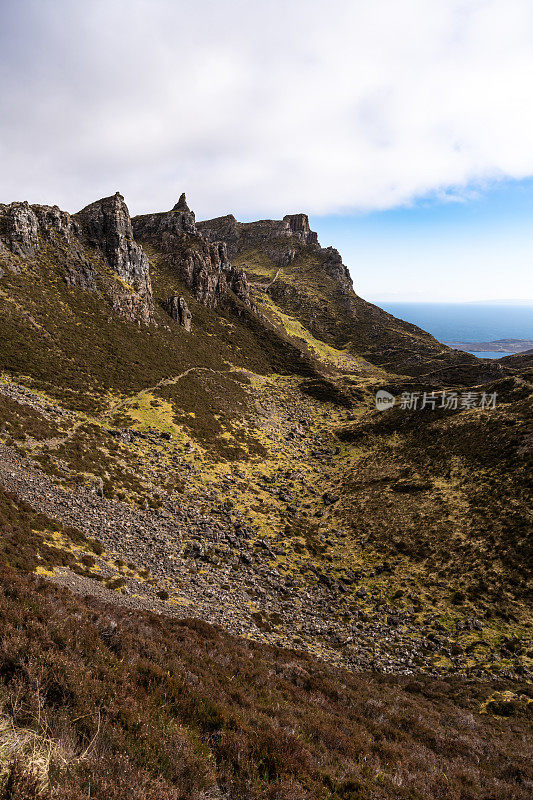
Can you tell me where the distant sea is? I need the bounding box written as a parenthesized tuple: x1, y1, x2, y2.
(376, 302, 533, 359)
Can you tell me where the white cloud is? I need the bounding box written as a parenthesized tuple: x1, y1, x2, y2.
(1, 0, 533, 218)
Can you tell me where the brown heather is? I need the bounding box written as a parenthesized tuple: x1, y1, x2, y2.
(0, 489, 530, 799)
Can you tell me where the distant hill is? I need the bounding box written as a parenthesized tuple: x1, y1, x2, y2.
(445, 338, 533, 353)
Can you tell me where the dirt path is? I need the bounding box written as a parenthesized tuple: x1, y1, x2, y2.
(249, 266, 282, 291)
(0, 366, 229, 450)
(102, 365, 224, 419)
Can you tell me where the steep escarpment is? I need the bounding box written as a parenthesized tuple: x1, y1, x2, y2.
(0, 200, 81, 259)
(0, 192, 258, 331)
(199, 211, 505, 382)
(0, 191, 504, 383)
(133, 195, 252, 311)
(75, 192, 153, 321)
(0, 199, 92, 286)
(0, 192, 155, 323)
(198, 211, 319, 268)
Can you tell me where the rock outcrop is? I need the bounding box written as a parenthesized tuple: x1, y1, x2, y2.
(195, 214, 240, 254)
(0, 201, 81, 258)
(133, 199, 252, 311)
(0, 190, 498, 381)
(0, 201, 41, 258)
(197, 212, 318, 265)
(135, 193, 197, 239)
(75, 193, 151, 292)
(321, 246, 352, 289)
(0, 193, 155, 323)
(197, 211, 354, 297)
(162, 295, 192, 331)
(196, 208, 498, 380)
(172, 193, 193, 214)
(0, 200, 97, 289)
(74, 193, 154, 323)
(283, 214, 318, 245)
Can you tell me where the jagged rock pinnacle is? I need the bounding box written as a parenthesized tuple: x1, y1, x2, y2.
(75, 193, 154, 322)
(163, 295, 192, 331)
(172, 193, 190, 213)
(75, 193, 150, 288)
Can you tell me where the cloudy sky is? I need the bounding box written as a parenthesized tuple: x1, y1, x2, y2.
(1, 0, 533, 301)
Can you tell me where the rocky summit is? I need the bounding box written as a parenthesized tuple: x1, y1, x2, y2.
(0, 192, 531, 799)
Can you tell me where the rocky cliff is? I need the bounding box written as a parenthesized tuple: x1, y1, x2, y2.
(0, 200, 92, 285)
(75, 192, 154, 323)
(198, 212, 317, 254)
(0, 192, 254, 330)
(75, 193, 151, 292)
(198, 211, 319, 271)
(0, 193, 155, 323)
(197, 209, 503, 380)
(0, 191, 504, 382)
(132, 195, 253, 311)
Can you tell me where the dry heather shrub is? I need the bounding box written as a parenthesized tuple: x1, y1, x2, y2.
(0, 757, 48, 800)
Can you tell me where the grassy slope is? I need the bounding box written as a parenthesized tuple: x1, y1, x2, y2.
(0, 248, 531, 669)
(328, 374, 533, 672)
(234, 244, 504, 382)
(0, 245, 323, 411)
(0, 490, 532, 800)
